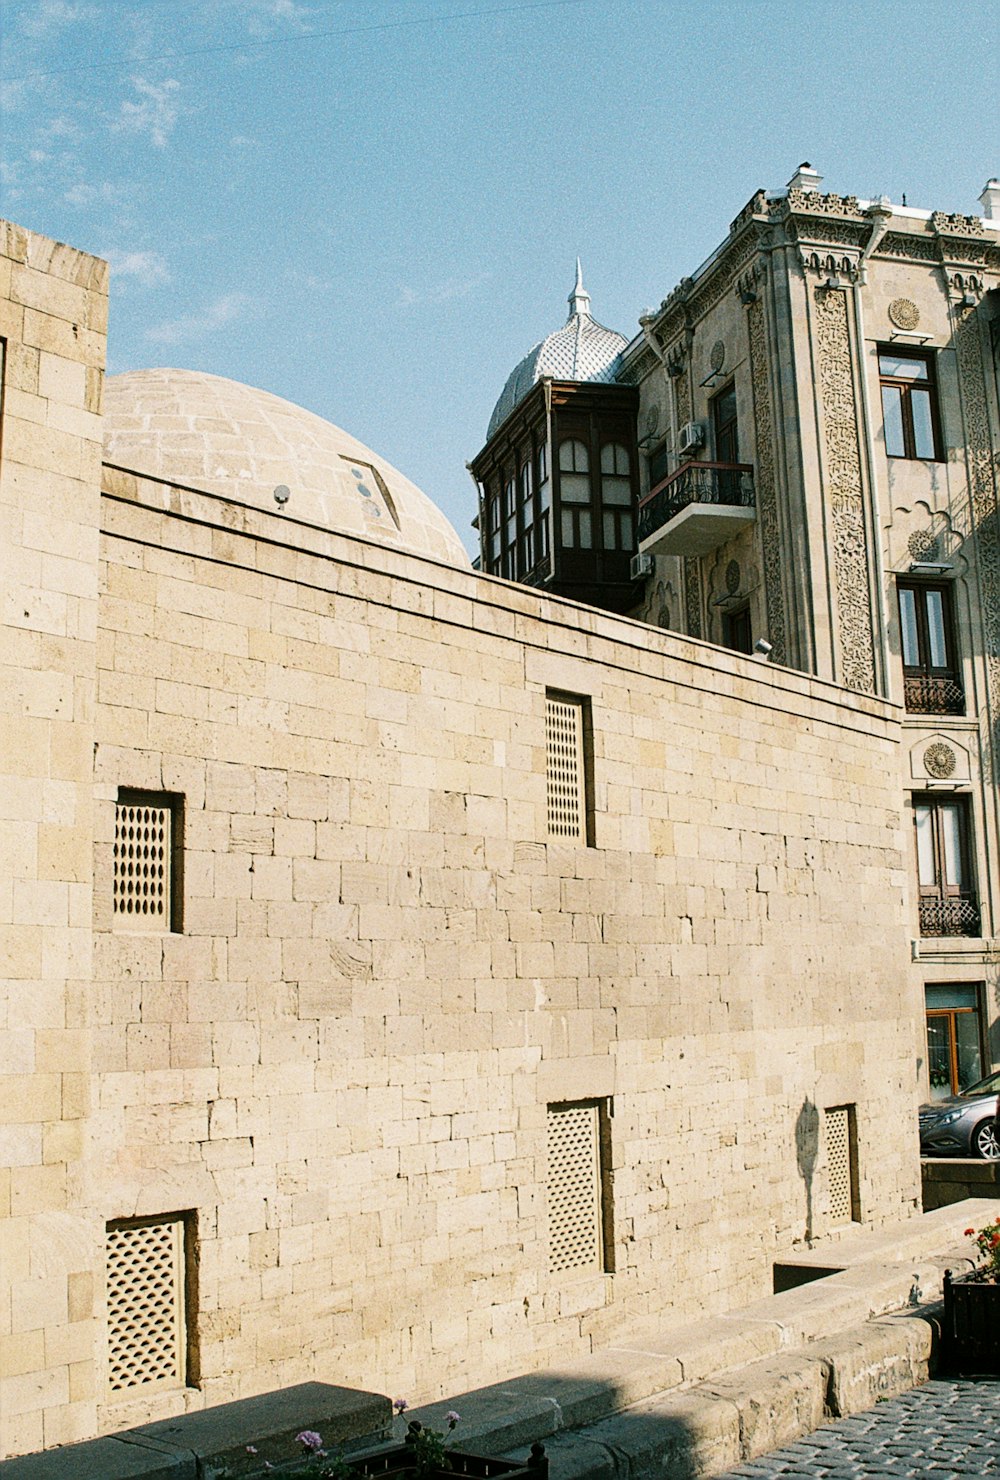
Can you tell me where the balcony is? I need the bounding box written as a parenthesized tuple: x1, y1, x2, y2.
(919, 895, 981, 938)
(904, 674, 965, 716)
(638, 461, 755, 558)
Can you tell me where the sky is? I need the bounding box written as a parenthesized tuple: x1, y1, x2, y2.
(2, 0, 998, 556)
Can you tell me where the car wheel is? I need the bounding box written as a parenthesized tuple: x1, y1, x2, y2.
(971, 1119, 1000, 1160)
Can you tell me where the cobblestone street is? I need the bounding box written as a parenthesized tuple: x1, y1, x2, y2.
(715, 1379, 1000, 1477)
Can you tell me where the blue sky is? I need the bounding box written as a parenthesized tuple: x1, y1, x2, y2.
(2, 0, 998, 555)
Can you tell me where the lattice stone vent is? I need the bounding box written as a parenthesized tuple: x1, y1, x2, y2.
(106, 1217, 185, 1391)
(545, 695, 586, 843)
(114, 796, 171, 928)
(826, 1106, 855, 1224)
(548, 1102, 603, 1274)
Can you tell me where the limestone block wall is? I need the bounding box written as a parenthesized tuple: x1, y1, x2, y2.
(88, 469, 920, 1437)
(0, 223, 108, 1456)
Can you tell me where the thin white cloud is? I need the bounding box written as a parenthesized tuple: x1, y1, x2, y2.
(396, 273, 490, 309)
(104, 249, 171, 289)
(115, 76, 181, 150)
(64, 179, 116, 207)
(145, 292, 252, 346)
(18, 1, 97, 40)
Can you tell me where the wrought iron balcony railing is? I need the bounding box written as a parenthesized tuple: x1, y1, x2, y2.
(637, 461, 755, 544)
(918, 895, 981, 938)
(903, 674, 965, 716)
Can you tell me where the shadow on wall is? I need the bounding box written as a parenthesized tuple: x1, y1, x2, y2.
(795, 1096, 820, 1248)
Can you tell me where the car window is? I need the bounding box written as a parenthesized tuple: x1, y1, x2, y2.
(960, 1069, 1000, 1097)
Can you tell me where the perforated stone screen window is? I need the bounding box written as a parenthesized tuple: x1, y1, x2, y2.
(114, 791, 181, 930)
(825, 1104, 860, 1224)
(547, 1100, 610, 1275)
(106, 1215, 187, 1392)
(545, 693, 588, 843)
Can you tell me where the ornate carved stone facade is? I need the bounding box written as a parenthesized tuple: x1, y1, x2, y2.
(747, 296, 786, 664)
(812, 285, 876, 693)
(955, 304, 1000, 777)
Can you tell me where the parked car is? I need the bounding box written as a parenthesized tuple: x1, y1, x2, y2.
(919, 1069, 1000, 1159)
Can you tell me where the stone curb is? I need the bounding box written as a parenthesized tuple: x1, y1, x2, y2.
(498, 1311, 938, 1480)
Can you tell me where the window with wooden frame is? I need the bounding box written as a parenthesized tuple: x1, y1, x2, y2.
(913, 793, 979, 938)
(897, 580, 964, 715)
(824, 1105, 860, 1224)
(558, 438, 593, 550)
(879, 349, 942, 461)
(114, 790, 183, 932)
(502, 472, 518, 578)
(599, 442, 634, 552)
(544, 691, 591, 845)
(486, 480, 502, 571)
(535, 441, 550, 565)
(106, 1213, 196, 1393)
(547, 1100, 613, 1276)
(711, 381, 739, 464)
(925, 983, 984, 1099)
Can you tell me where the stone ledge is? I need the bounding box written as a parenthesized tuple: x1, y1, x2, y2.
(0, 1383, 390, 1480)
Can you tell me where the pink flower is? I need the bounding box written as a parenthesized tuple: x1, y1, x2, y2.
(246, 1445, 258, 1455)
(446, 1412, 460, 1426)
(393, 1398, 409, 1414)
(296, 1430, 324, 1452)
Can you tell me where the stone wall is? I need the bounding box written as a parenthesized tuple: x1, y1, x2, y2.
(86, 465, 919, 1436)
(0, 224, 108, 1456)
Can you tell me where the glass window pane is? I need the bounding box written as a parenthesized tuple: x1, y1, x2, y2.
(621, 512, 632, 547)
(955, 1011, 983, 1090)
(578, 510, 592, 549)
(926, 1015, 953, 1099)
(561, 473, 590, 504)
(601, 476, 632, 506)
(561, 510, 575, 546)
(911, 388, 935, 459)
(898, 587, 920, 666)
(925, 590, 948, 668)
(915, 804, 935, 885)
(538, 476, 550, 513)
(925, 984, 978, 1010)
(600, 442, 628, 475)
(603, 512, 616, 549)
(882, 385, 905, 456)
(879, 354, 928, 380)
(940, 804, 964, 888)
(559, 439, 589, 473)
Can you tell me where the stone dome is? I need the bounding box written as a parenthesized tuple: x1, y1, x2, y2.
(486, 263, 628, 440)
(102, 368, 469, 568)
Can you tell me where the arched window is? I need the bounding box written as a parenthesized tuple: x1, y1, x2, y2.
(536, 443, 550, 563)
(600, 442, 633, 551)
(518, 457, 534, 574)
(559, 439, 592, 549)
(503, 474, 517, 577)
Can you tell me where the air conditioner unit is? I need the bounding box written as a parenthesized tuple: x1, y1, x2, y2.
(678, 421, 704, 455)
(630, 552, 653, 581)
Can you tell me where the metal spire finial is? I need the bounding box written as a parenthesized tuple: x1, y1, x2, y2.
(567, 258, 591, 319)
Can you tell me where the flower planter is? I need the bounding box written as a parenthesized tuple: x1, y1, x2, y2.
(941, 1268, 1000, 1373)
(347, 1438, 548, 1480)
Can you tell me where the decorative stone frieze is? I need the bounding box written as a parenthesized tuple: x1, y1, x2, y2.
(955, 304, 1000, 778)
(812, 285, 877, 693)
(747, 296, 787, 664)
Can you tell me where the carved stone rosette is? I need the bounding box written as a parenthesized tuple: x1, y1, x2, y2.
(747, 297, 786, 664)
(955, 305, 1000, 777)
(812, 286, 876, 693)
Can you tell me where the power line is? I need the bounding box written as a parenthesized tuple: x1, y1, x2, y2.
(3, 0, 590, 82)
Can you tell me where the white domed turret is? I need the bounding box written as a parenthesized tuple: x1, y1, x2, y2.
(486, 262, 628, 440)
(103, 368, 469, 568)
